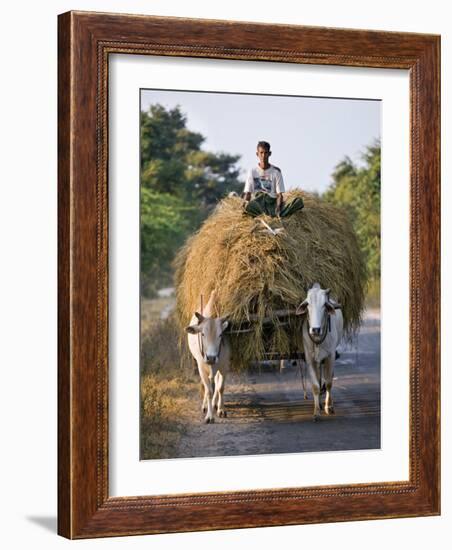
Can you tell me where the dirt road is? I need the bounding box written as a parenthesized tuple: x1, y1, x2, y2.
(175, 311, 380, 458)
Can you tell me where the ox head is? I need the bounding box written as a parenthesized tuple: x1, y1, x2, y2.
(185, 313, 229, 365)
(295, 283, 336, 338)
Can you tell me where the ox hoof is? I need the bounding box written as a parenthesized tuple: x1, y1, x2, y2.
(312, 415, 320, 423)
(325, 407, 335, 415)
(218, 410, 227, 418)
(205, 417, 215, 424)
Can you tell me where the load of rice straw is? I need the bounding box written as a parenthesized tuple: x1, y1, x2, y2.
(174, 190, 367, 370)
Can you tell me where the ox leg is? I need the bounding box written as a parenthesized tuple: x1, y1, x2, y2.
(212, 372, 220, 412)
(299, 359, 308, 400)
(201, 384, 208, 414)
(201, 380, 213, 414)
(306, 359, 321, 421)
(214, 371, 227, 418)
(198, 364, 215, 423)
(323, 355, 335, 415)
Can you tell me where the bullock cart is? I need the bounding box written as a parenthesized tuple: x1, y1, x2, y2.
(175, 191, 366, 372)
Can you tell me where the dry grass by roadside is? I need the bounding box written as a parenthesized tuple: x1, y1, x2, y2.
(141, 295, 175, 326)
(140, 313, 199, 460)
(140, 373, 199, 459)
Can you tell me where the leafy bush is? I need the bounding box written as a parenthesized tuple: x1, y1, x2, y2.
(323, 141, 380, 292)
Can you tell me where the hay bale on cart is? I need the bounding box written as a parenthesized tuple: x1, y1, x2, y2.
(174, 191, 366, 371)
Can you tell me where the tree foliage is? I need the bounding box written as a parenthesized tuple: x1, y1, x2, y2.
(140, 104, 243, 296)
(323, 142, 380, 283)
(140, 189, 195, 295)
(141, 104, 242, 205)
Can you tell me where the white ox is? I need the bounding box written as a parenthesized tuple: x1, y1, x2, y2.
(185, 292, 230, 424)
(296, 283, 343, 421)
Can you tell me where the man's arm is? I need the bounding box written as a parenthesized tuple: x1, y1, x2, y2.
(275, 169, 285, 216)
(243, 169, 254, 202)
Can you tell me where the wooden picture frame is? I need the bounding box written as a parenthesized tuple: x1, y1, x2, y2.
(58, 11, 440, 539)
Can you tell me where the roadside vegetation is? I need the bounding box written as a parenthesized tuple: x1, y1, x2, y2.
(323, 142, 381, 307)
(140, 311, 199, 459)
(140, 104, 242, 297)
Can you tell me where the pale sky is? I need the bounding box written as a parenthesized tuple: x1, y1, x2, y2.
(141, 89, 380, 194)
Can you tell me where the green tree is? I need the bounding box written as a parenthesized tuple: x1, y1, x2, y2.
(323, 142, 381, 285)
(141, 104, 242, 204)
(140, 103, 243, 297)
(140, 189, 196, 296)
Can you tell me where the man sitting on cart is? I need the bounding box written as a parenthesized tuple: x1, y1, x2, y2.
(243, 141, 304, 218)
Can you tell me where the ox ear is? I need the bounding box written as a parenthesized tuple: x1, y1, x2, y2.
(195, 311, 205, 323)
(296, 300, 308, 316)
(186, 323, 202, 334)
(325, 301, 336, 314)
(221, 320, 229, 332)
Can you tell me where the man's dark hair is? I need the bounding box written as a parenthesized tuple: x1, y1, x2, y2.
(257, 140, 271, 151)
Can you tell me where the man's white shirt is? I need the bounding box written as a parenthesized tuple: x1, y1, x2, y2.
(243, 165, 285, 198)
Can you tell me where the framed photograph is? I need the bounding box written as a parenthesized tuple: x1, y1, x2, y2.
(58, 11, 440, 539)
